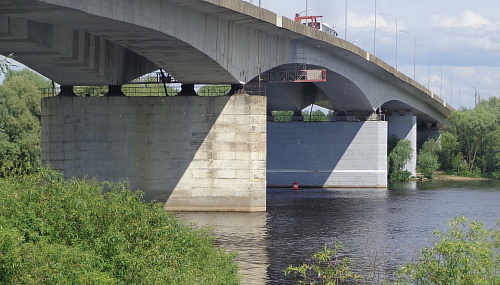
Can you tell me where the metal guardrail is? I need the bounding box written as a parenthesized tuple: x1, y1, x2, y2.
(40, 84, 267, 98)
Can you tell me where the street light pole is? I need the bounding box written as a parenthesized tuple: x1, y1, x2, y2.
(430, 57, 442, 97)
(379, 13, 398, 71)
(374, 0, 377, 55)
(345, 0, 348, 41)
(472, 86, 478, 107)
(442, 69, 453, 107)
(399, 30, 416, 80)
(416, 44, 430, 89)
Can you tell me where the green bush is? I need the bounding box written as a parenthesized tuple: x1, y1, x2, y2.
(0, 168, 240, 284)
(272, 110, 294, 122)
(396, 216, 500, 284)
(418, 151, 440, 179)
(389, 169, 412, 182)
(388, 135, 413, 182)
(284, 240, 361, 285)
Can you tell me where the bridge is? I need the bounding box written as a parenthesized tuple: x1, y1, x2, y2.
(1, 0, 453, 211)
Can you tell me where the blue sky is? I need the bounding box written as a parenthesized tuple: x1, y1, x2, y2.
(252, 0, 500, 109)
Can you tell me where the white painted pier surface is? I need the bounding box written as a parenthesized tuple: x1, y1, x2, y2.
(267, 121, 388, 188)
(42, 95, 267, 212)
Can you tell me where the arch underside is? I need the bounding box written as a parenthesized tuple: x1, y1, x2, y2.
(0, 0, 449, 124)
(258, 64, 444, 123)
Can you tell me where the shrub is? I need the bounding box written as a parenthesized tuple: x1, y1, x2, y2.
(284, 240, 361, 285)
(388, 135, 413, 182)
(272, 110, 294, 122)
(418, 151, 440, 179)
(0, 168, 240, 284)
(396, 216, 500, 284)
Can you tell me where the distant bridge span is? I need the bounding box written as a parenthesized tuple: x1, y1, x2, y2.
(1, 0, 452, 123)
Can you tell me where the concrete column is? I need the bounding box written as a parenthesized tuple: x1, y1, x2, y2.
(228, 84, 244, 95)
(57, 85, 76, 96)
(105, 85, 126, 96)
(267, 121, 388, 188)
(387, 110, 417, 176)
(178, 84, 198, 96)
(41, 94, 267, 212)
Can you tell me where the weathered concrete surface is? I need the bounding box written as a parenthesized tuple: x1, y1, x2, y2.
(42, 94, 267, 212)
(267, 121, 387, 188)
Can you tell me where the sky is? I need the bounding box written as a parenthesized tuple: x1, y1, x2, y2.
(2, 0, 499, 109)
(247, 0, 500, 109)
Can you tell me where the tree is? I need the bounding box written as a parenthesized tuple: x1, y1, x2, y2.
(396, 216, 500, 284)
(444, 98, 500, 176)
(197, 84, 231, 96)
(302, 110, 330, 122)
(387, 135, 413, 182)
(0, 69, 50, 175)
(417, 138, 441, 179)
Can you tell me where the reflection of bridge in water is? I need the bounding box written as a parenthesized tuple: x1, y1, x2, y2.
(2, 0, 452, 211)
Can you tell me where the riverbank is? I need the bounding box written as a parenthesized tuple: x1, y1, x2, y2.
(430, 171, 490, 181)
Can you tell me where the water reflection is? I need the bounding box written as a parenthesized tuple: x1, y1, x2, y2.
(175, 212, 269, 284)
(176, 181, 500, 284)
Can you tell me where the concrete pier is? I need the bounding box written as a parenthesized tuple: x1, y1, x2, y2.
(42, 94, 267, 212)
(267, 121, 388, 188)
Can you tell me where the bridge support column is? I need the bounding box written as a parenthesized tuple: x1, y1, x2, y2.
(178, 84, 198, 96)
(57, 85, 76, 96)
(105, 85, 126, 96)
(41, 94, 267, 212)
(387, 110, 417, 176)
(267, 121, 387, 188)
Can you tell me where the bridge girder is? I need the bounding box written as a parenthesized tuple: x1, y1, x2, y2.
(0, 0, 452, 123)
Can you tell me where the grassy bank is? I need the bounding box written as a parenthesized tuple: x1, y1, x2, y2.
(0, 168, 240, 284)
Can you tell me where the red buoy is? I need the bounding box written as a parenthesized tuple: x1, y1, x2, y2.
(292, 181, 300, 190)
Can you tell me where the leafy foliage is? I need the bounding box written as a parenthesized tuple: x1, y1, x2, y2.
(0, 69, 50, 176)
(0, 168, 240, 284)
(387, 135, 413, 181)
(417, 138, 441, 179)
(302, 110, 331, 122)
(396, 216, 500, 284)
(284, 240, 361, 285)
(443, 98, 500, 176)
(197, 84, 231, 96)
(272, 110, 294, 122)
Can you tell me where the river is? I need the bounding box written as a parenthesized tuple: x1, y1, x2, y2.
(176, 180, 500, 284)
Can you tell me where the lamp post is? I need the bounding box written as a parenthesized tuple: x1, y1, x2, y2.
(374, 0, 377, 55)
(442, 69, 453, 107)
(380, 13, 398, 71)
(416, 44, 430, 89)
(345, 0, 348, 41)
(399, 30, 416, 80)
(430, 57, 442, 97)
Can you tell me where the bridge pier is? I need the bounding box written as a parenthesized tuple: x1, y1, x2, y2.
(57, 86, 77, 97)
(387, 110, 417, 176)
(41, 94, 267, 212)
(267, 121, 388, 188)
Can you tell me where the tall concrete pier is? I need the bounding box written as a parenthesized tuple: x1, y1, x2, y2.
(42, 94, 267, 212)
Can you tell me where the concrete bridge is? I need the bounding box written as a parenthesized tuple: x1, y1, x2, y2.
(1, 0, 453, 211)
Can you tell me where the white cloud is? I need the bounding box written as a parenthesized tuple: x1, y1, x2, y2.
(431, 11, 496, 30)
(347, 12, 375, 28)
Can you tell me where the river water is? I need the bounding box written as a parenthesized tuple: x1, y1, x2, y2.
(176, 180, 500, 284)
